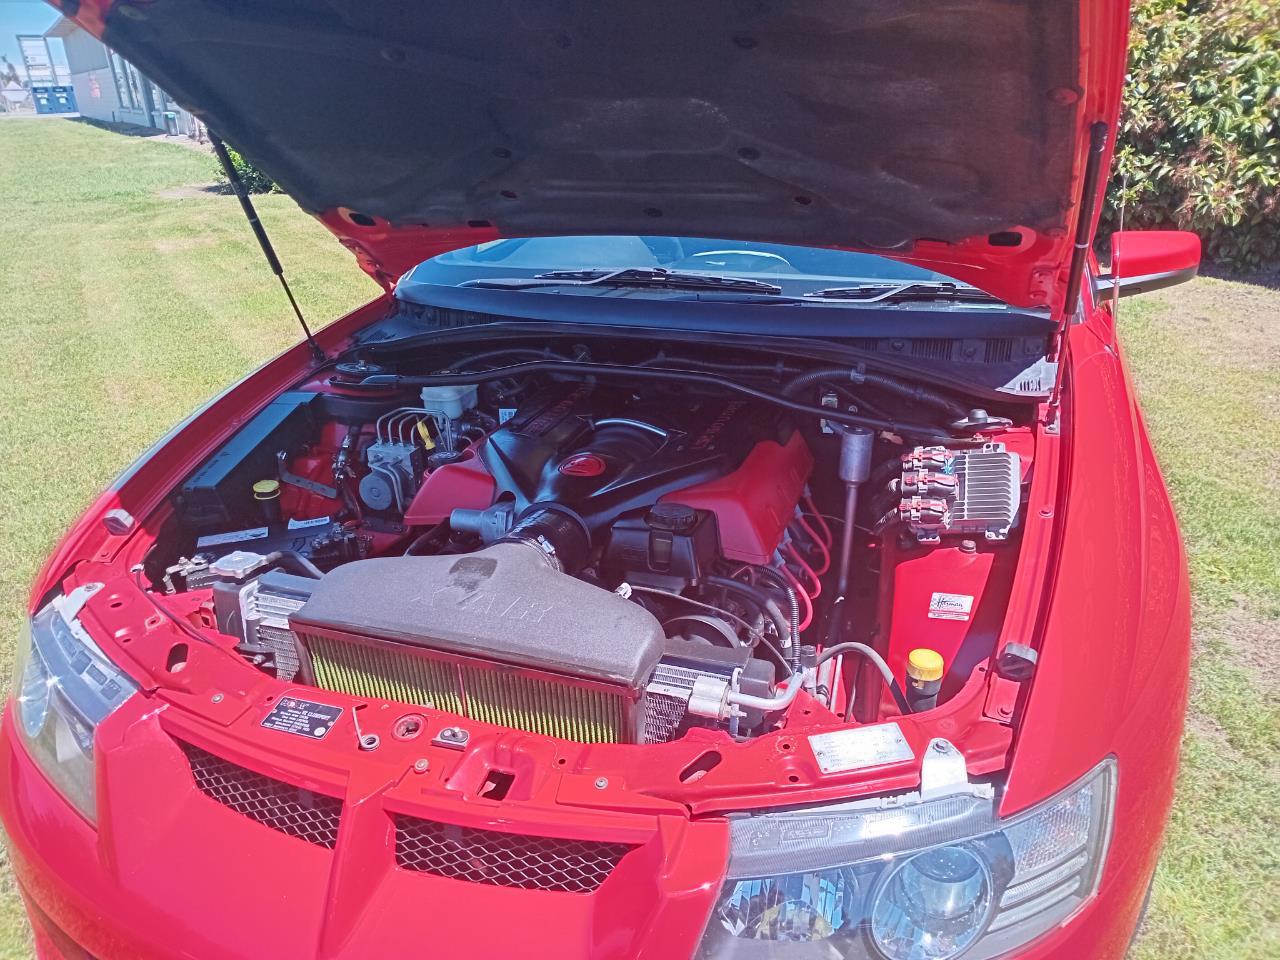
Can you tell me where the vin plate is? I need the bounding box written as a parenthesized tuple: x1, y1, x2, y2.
(808, 723, 914, 774)
(261, 696, 342, 740)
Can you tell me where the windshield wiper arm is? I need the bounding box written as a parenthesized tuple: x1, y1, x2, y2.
(461, 267, 783, 295)
(803, 281, 1003, 305)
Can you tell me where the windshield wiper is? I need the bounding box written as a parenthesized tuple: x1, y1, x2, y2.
(803, 281, 1003, 305)
(460, 267, 783, 295)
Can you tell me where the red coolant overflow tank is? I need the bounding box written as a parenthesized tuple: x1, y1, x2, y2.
(879, 536, 1013, 706)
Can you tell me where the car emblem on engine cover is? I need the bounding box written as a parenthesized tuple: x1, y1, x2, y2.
(559, 453, 607, 477)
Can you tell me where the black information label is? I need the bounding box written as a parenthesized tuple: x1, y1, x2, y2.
(260, 696, 343, 740)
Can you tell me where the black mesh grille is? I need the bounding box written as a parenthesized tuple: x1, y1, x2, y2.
(394, 815, 634, 893)
(910, 338, 955, 360)
(984, 338, 1015, 363)
(181, 742, 342, 848)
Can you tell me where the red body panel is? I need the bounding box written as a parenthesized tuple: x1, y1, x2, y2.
(661, 432, 814, 566)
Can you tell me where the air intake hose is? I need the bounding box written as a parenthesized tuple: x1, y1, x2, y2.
(499, 505, 592, 575)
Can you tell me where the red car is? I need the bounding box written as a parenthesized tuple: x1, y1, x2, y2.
(4, 2, 1199, 958)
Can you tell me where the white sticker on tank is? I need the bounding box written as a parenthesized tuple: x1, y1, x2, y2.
(808, 723, 914, 775)
(195, 526, 268, 548)
(288, 515, 331, 530)
(928, 592, 975, 621)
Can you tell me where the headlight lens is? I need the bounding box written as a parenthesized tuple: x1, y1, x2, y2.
(11, 584, 138, 822)
(698, 758, 1115, 959)
(869, 845, 993, 959)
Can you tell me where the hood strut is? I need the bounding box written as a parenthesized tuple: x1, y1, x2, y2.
(210, 134, 325, 363)
(1061, 122, 1110, 320)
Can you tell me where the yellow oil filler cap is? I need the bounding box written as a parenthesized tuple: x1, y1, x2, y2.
(907, 648, 945, 683)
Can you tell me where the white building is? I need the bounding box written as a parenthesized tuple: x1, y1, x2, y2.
(45, 17, 201, 137)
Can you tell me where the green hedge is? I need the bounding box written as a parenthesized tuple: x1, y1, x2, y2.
(212, 144, 278, 195)
(1106, 0, 1280, 270)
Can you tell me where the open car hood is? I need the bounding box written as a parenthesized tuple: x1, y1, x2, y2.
(61, 0, 1128, 313)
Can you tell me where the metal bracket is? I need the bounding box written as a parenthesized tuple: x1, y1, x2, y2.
(983, 672, 1023, 725)
(920, 737, 986, 801)
(432, 726, 470, 750)
(277, 450, 339, 499)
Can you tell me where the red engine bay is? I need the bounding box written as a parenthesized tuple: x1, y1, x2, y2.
(48, 339, 1052, 814)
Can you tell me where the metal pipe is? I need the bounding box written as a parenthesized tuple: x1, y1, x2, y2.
(727, 668, 813, 712)
(834, 427, 874, 596)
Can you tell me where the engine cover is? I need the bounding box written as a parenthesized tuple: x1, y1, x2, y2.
(407, 383, 811, 560)
(485, 384, 789, 526)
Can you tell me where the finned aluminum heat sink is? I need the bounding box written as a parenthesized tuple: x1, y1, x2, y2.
(897, 443, 1022, 544)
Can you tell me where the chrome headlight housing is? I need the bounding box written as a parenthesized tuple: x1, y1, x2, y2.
(12, 584, 139, 822)
(698, 757, 1116, 959)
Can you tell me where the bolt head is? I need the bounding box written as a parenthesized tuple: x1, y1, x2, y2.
(211, 693, 224, 703)
(594, 777, 609, 789)
(414, 758, 430, 773)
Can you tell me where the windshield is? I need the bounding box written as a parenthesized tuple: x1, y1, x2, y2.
(404, 236, 967, 297)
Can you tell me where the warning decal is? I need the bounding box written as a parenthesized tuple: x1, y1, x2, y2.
(261, 696, 343, 740)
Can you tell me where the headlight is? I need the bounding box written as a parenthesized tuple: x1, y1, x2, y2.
(11, 584, 138, 822)
(698, 758, 1115, 959)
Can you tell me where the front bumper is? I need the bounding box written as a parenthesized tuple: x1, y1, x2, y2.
(1, 701, 1154, 960)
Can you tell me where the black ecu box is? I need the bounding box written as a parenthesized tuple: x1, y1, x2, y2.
(174, 391, 320, 531)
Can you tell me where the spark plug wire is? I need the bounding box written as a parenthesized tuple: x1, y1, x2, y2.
(802, 493, 834, 549)
(790, 515, 831, 575)
(783, 543, 823, 600)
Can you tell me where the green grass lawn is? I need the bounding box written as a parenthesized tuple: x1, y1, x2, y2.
(0, 119, 1276, 958)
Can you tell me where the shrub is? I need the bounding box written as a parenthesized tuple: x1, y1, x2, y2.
(1105, 0, 1280, 270)
(213, 144, 278, 194)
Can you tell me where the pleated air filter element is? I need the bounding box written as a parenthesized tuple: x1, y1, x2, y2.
(302, 631, 635, 743)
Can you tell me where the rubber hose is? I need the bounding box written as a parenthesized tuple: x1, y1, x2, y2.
(705, 576, 792, 651)
(816, 641, 912, 714)
(454, 347, 569, 368)
(783, 367, 966, 420)
(500, 505, 591, 574)
(358, 362, 952, 439)
(266, 550, 323, 579)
